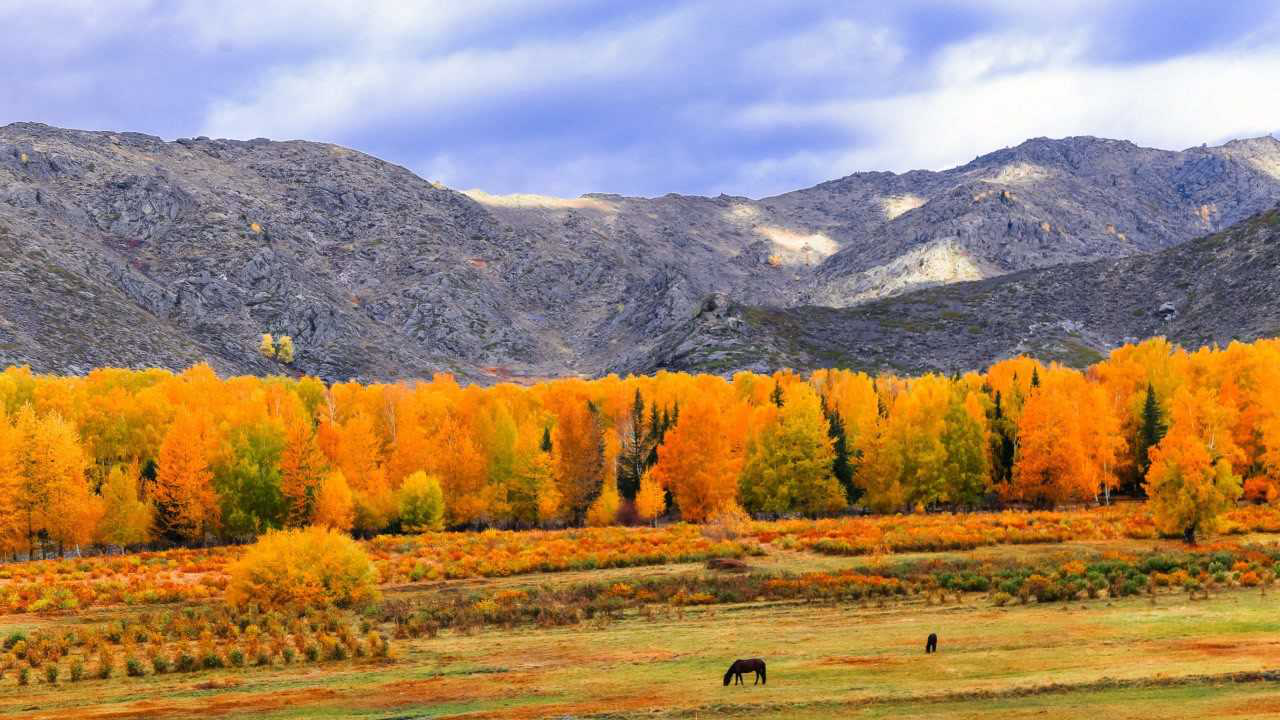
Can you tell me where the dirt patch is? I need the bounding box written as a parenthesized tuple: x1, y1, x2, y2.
(353, 675, 518, 710)
(819, 655, 902, 667)
(1174, 639, 1278, 658)
(1221, 695, 1280, 716)
(13, 687, 344, 720)
(706, 557, 750, 573)
(193, 677, 244, 690)
(454, 693, 666, 720)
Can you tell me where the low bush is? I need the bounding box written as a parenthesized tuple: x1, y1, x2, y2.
(226, 527, 379, 610)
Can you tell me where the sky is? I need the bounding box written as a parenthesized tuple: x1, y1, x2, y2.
(2, 0, 1279, 198)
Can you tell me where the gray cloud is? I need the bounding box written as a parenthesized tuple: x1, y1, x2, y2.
(1, 1, 1278, 197)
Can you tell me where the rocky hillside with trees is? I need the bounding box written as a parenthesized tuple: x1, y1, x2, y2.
(637, 206, 1280, 375)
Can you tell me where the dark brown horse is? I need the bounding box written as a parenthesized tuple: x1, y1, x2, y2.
(723, 658, 766, 685)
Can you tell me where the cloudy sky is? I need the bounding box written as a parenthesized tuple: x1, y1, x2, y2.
(3, 1, 1279, 197)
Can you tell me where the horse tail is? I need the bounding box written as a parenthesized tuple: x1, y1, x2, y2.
(759, 660, 766, 685)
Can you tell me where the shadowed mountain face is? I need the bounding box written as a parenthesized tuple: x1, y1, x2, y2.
(1, 122, 1278, 380)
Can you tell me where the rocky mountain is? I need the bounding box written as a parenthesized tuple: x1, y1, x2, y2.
(1, 122, 1278, 380)
(790, 135, 1280, 305)
(636, 206, 1280, 376)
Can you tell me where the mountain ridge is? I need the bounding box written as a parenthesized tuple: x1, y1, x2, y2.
(1, 122, 1277, 380)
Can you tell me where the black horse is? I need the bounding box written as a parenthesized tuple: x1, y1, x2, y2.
(925, 633, 938, 653)
(723, 658, 766, 685)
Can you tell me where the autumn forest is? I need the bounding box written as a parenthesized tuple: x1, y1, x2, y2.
(1, 335, 1277, 560)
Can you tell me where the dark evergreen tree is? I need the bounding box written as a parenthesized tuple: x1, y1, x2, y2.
(825, 406, 857, 503)
(1134, 382, 1166, 491)
(616, 389, 649, 500)
(770, 381, 785, 408)
(987, 390, 1016, 487)
(540, 425, 553, 453)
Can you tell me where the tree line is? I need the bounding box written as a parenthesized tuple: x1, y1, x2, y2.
(1, 335, 1276, 556)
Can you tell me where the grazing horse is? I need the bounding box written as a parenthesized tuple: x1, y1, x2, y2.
(925, 633, 938, 653)
(723, 658, 766, 686)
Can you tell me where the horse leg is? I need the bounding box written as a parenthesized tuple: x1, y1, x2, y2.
(754, 671, 760, 685)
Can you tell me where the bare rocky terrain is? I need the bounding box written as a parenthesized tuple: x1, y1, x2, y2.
(1, 122, 1278, 380)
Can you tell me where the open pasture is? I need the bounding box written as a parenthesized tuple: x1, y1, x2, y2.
(3, 512, 1280, 719)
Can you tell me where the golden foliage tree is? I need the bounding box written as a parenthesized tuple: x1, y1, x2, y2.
(740, 384, 845, 516)
(0, 408, 22, 554)
(278, 408, 327, 527)
(225, 526, 379, 609)
(1146, 387, 1243, 543)
(585, 477, 620, 526)
(552, 398, 606, 525)
(398, 470, 445, 531)
(633, 470, 666, 525)
(97, 463, 152, 547)
(154, 409, 219, 542)
(651, 395, 742, 522)
(312, 470, 355, 532)
(275, 336, 295, 364)
(1007, 369, 1122, 508)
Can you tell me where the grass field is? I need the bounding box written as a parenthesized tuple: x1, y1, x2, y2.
(3, 533, 1280, 719)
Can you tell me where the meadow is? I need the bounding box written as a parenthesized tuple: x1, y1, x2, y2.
(3, 507, 1280, 719)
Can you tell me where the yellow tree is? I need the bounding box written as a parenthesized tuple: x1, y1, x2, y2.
(1146, 387, 1243, 543)
(312, 470, 355, 532)
(585, 476, 620, 526)
(97, 463, 152, 547)
(862, 375, 949, 511)
(278, 407, 327, 527)
(332, 411, 394, 534)
(633, 469, 666, 526)
(740, 384, 845, 516)
(650, 395, 742, 522)
(8, 406, 99, 554)
(37, 410, 101, 552)
(0, 408, 22, 555)
(1007, 368, 1119, 508)
(258, 334, 276, 359)
(552, 397, 606, 525)
(398, 470, 445, 531)
(154, 409, 219, 542)
(276, 336, 295, 364)
(505, 422, 556, 526)
(426, 412, 492, 527)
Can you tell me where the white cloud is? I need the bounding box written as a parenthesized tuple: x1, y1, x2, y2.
(199, 6, 693, 141)
(746, 18, 905, 81)
(737, 45, 1280, 184)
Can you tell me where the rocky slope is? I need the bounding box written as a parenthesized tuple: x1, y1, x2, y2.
(791, 135, 1280, 305)
(1, 122, 1278, 380)
(636, 206, 1280, 375)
